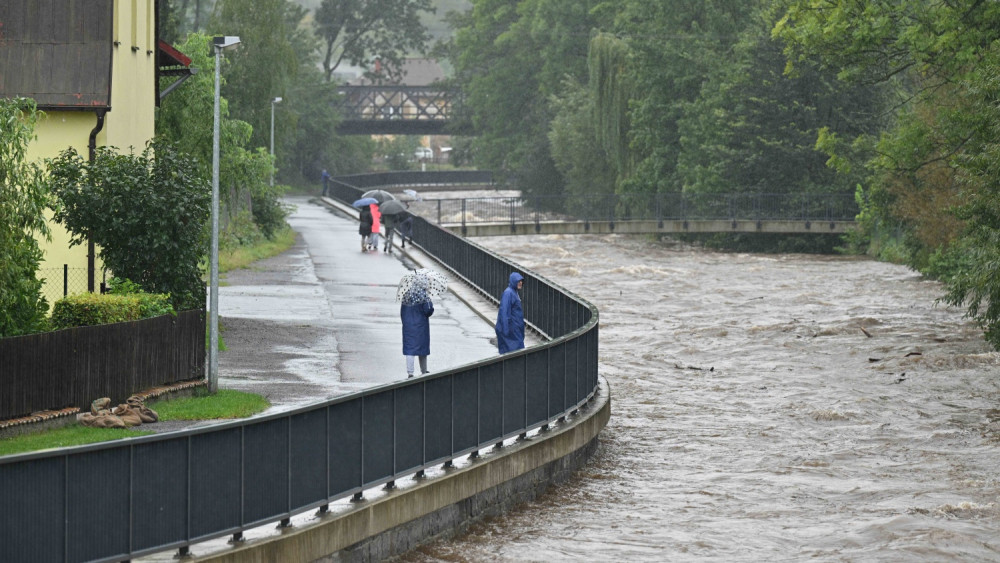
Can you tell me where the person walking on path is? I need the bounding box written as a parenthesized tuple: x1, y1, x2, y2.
(359, 205, 373, 252)
(398, 214, 414, 248)
(382, 212, 396, 253)
(370, 203, 382, 251)
(321, 169, 331, 196)
(400, 287, 434, 378)
(495, 272, 525, 354)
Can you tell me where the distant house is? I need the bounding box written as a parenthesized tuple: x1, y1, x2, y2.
(0, 0, 192, 301)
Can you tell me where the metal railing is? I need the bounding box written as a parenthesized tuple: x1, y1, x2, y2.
(331, 170, 493, 190)
(407, 192, 859, 226)
(0, 171, 600, 563)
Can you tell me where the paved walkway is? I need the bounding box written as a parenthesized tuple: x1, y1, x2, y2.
(179, 195, 508, 423)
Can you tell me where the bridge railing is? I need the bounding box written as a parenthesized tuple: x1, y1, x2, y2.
(408, 192, 858, 226)
(332, 170, 493, 189)
(0, 172, 599, 563)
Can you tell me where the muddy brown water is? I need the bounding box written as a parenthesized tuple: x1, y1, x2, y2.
(399, 232, 1000, 562)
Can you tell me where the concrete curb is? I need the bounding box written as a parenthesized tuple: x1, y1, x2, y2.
(190, 377, 610, 562)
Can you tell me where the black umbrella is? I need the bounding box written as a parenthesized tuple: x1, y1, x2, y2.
(361, 189, 395, 203)
(379, 199, 409, 216)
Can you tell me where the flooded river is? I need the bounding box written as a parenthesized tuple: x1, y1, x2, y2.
(404, 232, 1000, 561)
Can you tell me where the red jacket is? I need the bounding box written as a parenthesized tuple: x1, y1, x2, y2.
(371, 204, 381, 234)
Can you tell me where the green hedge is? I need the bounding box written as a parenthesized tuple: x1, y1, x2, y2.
(50, 292, 175, 329)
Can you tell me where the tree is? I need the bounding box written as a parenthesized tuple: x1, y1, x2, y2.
(47, 141, 210, 311)
(774, 0, 1000, 348)
(157, 33, 288, 239)
(445, 0, 605, 199)
(0, 98, 50, 337)
(212, 0, 307, 153)
(314, 0, 434, 83)
(548, 76, 616, 216)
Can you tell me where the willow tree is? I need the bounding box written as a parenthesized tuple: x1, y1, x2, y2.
(588, 32, 633, 190)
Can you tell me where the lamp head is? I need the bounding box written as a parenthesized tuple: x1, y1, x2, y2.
(212, 36, 241, 52)
(272, 96, 283, 104)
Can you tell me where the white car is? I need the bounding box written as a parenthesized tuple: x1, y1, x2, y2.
(414, 147, 433, 160)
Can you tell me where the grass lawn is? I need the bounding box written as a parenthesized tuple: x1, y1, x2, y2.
(219, 226, 296, 273)
(0, 390, 271, 457)
(0, 425, 153, 457)
(148, 389, 271, 420)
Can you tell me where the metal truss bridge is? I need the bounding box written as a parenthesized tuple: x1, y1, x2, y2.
(333, 85, 467, 135)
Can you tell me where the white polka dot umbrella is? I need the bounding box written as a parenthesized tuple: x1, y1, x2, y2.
(396, 268, 449, 306)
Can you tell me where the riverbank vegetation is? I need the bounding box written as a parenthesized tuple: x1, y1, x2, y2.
(441, 0, 1000, 350)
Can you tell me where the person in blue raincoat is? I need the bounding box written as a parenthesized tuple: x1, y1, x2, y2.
(495, 272, 525, 354)
(401, 292, 434, 377)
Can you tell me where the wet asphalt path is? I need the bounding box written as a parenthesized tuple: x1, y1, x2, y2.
(209, 195, 500, 417)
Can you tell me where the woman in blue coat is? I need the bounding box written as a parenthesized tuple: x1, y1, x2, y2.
(401, 294, 434, 377)
(495, 272, 525, 354)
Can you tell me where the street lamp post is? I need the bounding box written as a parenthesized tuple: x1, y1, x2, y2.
(270, 96, 282, 187)
(209, 35, 240, 394)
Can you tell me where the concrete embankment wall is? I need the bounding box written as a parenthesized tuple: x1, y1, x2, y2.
(196, 378, 610, 563)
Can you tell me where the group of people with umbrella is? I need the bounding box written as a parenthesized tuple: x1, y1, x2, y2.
(353, 189, 413, 253)
(351, 188, 526, 377)
(394, 267, 525, 378)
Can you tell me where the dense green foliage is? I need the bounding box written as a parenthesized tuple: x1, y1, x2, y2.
(46, 142, 210, 311)
(442, 0, 1000, 348)
(50, 290, 174, 330)
(443, 0, 603, 199)
(0, 99, 50, 338)
(314, 0, 434, 82)
(774, 0, 1000, 347)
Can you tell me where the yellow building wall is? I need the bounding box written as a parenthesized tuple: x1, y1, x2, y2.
(30, 0, 157, 304)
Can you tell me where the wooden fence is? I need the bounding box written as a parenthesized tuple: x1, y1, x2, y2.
(0, 310, 205, 420)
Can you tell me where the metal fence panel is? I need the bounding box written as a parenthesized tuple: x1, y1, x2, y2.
(68, 448, 130, 562)
(243, 419, 290, 525)
(526, 351, 549, 426)
(329, 400, 363, 495)
(452, 369, 479, 452)
(425, 376, 454, 461)
(190, 428, 242, 539)
(478, 362, 504, 442)
(362, 394, 394, 486)
(502, 355, 526, 436)
(565, 337, 579, 407)
(394, 384, 425, 473)
(291, 409, 328, 510)
(0, 457, 65, 562)
(548, 343, 567, 416)
(132, 439, 188, 552)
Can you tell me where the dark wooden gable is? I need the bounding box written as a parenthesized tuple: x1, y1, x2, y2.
(0, 0, 114, 109)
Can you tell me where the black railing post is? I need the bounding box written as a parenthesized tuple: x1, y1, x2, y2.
(461, 199, 467, 236)
(510, 198, 516, 233)
(534, 197, 540, 233)
(63, 264, 68, 297)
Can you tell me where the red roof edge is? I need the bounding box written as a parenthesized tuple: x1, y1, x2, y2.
(158, 40, 192, 67)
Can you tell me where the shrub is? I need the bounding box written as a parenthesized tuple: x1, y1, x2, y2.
(106, 277, 175, 318)
(46, 140, 210, 311)
(50, 288, 174, 330)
